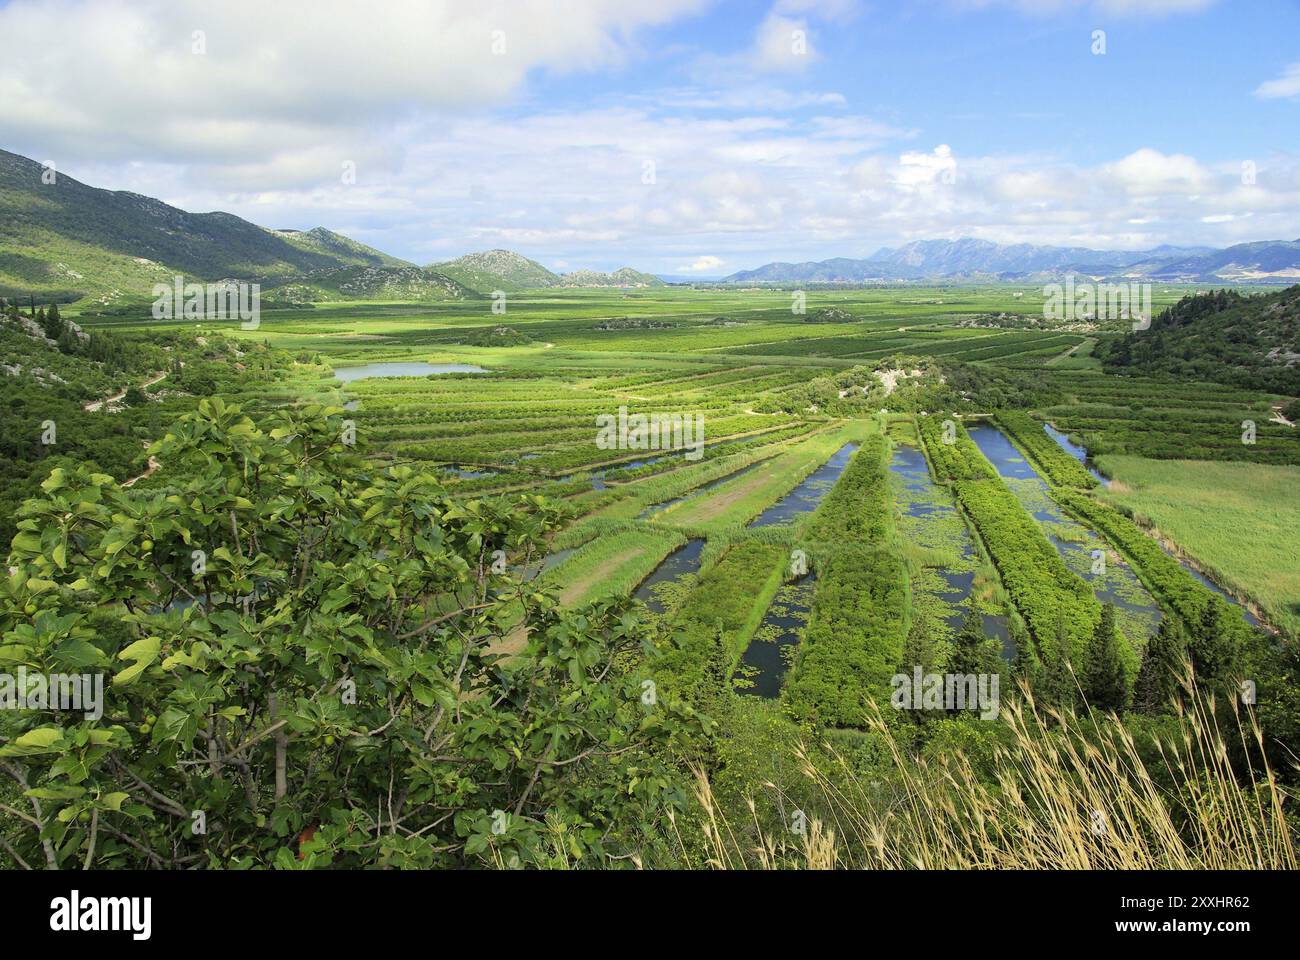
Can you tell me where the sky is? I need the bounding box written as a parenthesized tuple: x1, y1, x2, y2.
(1, 0, 1298, 276)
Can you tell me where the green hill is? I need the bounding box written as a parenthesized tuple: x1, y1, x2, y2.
(1098, 286, 1300, 396)
(429, 249, 560, 293)
(0, 149, 411, 304)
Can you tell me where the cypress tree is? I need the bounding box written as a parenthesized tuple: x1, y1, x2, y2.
(1010, 619, 1038, 689)
(1190, 599, 1236, 686)
(1133, 617, 1186, 714)
(1083, 603, 1129, 713)
(951, 600, 1000, 676)
(901, 608, 938, 674)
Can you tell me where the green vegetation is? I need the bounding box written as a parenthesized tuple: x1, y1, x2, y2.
(995, 410, 1098, 488)
(4, 277, 1296, 871)
(1096, 455, 1300, 636)
(1099, 286, 1300, 395)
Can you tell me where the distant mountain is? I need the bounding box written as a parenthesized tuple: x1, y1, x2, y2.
(1098, 285, 1300, 396)
(720, 238, 1300, 284)
(556, 267, 664, 288)
(0, 148, 416, 303)
(1123, 240, 1300, 282)
(429, 249, 559, 293)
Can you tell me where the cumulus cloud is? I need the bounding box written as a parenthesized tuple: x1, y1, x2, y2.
(0, 0, 707, 163)
(682, 255, 725, 272)
(1254, 63, 1300, 100)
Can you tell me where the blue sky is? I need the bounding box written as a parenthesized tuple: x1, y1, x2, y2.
(1, 0, 1297, 276)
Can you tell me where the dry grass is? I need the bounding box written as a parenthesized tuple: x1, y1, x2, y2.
(678, 677, 1295, 871)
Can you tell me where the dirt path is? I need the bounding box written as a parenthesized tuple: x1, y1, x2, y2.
(1046, 338, 1095, 367)
(122, 455, 161, 488)
(1269, 405, 1295, 428)
(84, 371, 168, 412)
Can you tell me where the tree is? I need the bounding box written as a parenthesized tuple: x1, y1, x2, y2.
(901, 608, 939, 675)
(1040, 609, 1077, 710)
(951, 600, 1001, 677)
(40, 305, 61, 341)
(1133, 617, 1186, 714)
(0, 400, 704, 868)
(1009, 619, 1038, 689)
(1190, 599, 1236, 686)
(1083, 603, 1129, 713)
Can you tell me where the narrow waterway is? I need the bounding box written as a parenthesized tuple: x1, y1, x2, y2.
(735, 575, 816, 698)
(1039, 425, 1259, 626)
(632, 539, 706, 615)
(890, 444, 1011, 656)
(1042, 422, 1109, 487)
(967, 425, 1163, 642)
(747, 442, 859, 528)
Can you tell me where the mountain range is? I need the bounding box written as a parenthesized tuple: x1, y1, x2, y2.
(0, 149, 660, 305)
(721, 238, 1300, 284)
(5, 146, 1300, 303)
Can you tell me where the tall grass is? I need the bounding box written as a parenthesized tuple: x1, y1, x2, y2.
(678, 676, 1295, 870)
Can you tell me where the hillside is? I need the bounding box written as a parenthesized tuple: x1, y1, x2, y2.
(429, 249, 559, 292)
(429, 250, 665, 291)
(722, 238, 1298, 284)
(556, 267, 664, 288)
(1097, 285, 1300, 395)
(271, 264, 474, 303)
(0, 149, 409, 303)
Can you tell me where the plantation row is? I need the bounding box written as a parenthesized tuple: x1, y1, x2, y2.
(917, 415, 998, 481)
(783, 435, 911, 727)
(919, 417, 1101, 657)
(1052, 491, 1253, 647)
(994, 412, 1098, 488)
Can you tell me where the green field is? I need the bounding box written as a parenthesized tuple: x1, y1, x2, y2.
(1098, 455, 1300, 634)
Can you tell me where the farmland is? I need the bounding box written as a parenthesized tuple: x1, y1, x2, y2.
(7, 281, 1298, 871)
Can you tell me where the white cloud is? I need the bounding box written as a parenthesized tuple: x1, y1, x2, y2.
(0, 0, 707, 163)
(1104, 148, 1210, 195)
(752, 14, 815, 72)
(1254, 63, 1300, 100)
(682, 255, 725, 272)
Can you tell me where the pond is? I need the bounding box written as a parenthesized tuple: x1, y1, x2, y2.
(332, 361, 488, 383)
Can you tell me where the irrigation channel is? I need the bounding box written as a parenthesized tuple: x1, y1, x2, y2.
(967, 424, 1163, 643)
(630, 443, 862, 697)
(890, 444, 1011, 653)
(1039, 424, 1259, 626)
